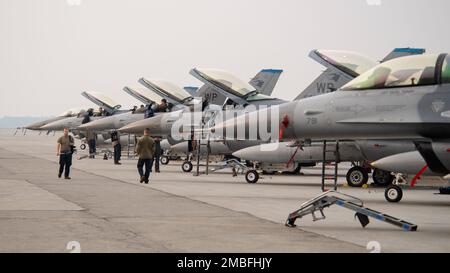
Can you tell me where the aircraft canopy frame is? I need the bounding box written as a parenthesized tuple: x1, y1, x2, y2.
(313, 49, 379, 78)
(341, 53, 448, 91)
(192, 68, 257, 99)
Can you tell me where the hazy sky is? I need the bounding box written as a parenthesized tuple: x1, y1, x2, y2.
(1, 0, 449, 117)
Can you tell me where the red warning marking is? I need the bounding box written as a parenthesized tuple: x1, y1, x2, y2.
(286, 145, 301, 168)
(411, 165, 428, 187)
(281, 115, 290, 128)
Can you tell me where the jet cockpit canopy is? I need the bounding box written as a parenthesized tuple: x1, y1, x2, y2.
(58, 108, 85, 117)
(312, 49, 379, 78)
(191, 68, 257, 99)
(139, 78, 193, 105)
(341, 53, 446, 91)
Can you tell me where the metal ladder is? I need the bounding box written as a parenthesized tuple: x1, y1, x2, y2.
(285, 191, 417, 231)
(193, 109, 214, 176)
(194, 137, 212, 176)
(126, 133, 136, 159)
(321, 140, 340, 192)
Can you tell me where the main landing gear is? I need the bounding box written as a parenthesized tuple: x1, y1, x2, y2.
(345, 166, 394, 188)
(346, 166, 369, 187)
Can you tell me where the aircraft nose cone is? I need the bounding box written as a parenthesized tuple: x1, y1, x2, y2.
(25, 124, 40, 130)
(170, 142, 189, 153)
(118, 123, 137, 134)
(77, 123, 92, 130)
(232, 148, 250, 160)
(25, 121, 45, 130)
(40, 123, 54, 130)
(371, 155, 402, 171)
(369, 159, 382, 169)
(232, 144, 278, 161)
(40, 117, 79, 131)
(78, 118, 112, 131)
(370, 151, 427, 174)
(119, 115, 163, 134)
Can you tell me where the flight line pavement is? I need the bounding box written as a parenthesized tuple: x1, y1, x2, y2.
(1, 129, 450, 252)
(0, 130, 364, 252)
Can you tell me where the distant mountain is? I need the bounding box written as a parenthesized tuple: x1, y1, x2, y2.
(0, 116, 54, 128)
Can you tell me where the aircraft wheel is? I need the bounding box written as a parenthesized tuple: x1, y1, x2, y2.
(290, 165, 302, 174)
(80, 144, 86, 150)
(160, 156, 170, 165)
(372, 168, 394, 186)
(282, 165, 301, 175)
(346, 166, 369, 187)
(245, 170, 259, 184)
(182, 161, 193, 173)
(385, 185, 403, 203)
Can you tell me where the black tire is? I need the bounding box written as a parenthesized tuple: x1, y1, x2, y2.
(245, 170, 259, 184)
(372, 168, 394, 186)
(80, 144, 86, 150)
(290, 165, 302, 174)
(282, 165, 301, 175)
(160, 156, 169, 165)
(346, 166, 369, 187)
(182, 161, 193, 173)
(385, 185, 403, 203)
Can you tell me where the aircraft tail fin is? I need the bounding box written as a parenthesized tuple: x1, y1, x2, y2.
(249, 69, 283, 96)
(193, 85, 228, 105)
(294, 68, 351, 100)
(382, 48, 425, 62)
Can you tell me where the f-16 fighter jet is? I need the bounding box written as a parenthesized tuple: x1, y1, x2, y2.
(210, 53, 450, 201)
(40, 92, 123, 131)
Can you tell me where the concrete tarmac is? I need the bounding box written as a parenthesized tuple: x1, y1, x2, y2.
(1, 129, 450, 252)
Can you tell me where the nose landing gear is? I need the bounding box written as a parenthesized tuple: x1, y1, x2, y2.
(384, 173, 407, 203)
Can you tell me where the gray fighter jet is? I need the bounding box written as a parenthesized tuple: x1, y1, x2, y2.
(119, 47, 416, 138)
(167, 49, 423, 180)
(25, 108, 87, 131)
(211, 53, 450, 201)
(80, 69, 282, 134)
(229, 49, 427, 185)
(77, 83, 180, 132)
(119, 68, 286, 135)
